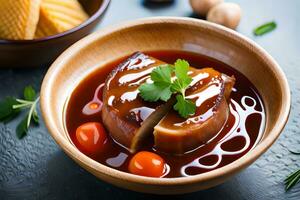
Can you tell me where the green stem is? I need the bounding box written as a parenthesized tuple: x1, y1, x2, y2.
(16, 99, 34, 104)
(13, 103, 32, 109)
(26, 97, 39, 127)
(181, 89, 186, 98)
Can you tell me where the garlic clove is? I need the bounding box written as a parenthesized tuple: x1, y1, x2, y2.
(207, 2, 241, 29)
(189, 0, 223, 16)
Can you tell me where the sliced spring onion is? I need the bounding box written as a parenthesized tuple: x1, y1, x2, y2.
(253, 21, 277, 36)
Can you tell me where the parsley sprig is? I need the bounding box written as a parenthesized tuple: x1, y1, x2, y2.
(139, 59, 196, 118)
(0, 86, 40, 138)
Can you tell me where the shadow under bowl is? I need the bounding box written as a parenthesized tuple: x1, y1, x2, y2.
(0, 0, 110, 68)
(40, 17, 290, 194)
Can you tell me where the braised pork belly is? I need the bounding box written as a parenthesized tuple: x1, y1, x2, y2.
(102, 52, 235, 154)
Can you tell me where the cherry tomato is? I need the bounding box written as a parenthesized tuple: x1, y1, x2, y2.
(128, 151, 166, 177)
(76, 122, 107, 154)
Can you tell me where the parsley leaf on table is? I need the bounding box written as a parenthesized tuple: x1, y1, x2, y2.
(0, 97, 20, 122)
(24, 86, 36, 101)
(16, 115, 29, 139)
(0, 85, 40, 139)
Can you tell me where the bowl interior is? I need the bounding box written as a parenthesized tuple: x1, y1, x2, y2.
(80, 0, 104, 15)
(41, 17, 290, 194)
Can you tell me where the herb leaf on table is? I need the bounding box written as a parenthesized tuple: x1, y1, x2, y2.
(254, 21, 277, 36)
(24, 86, 36, 101)
(0, 97, 20, 122)
(285, 169, 300, 191)
(0, 86, 40, 138)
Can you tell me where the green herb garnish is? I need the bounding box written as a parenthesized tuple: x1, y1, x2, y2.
(285, 169, 300, 191)
(284, 148, 300, 191)
(139, 64, 173, 102)
(254, 21, 277, 36)
(173, 94, 195, 118)
(139, 59, 196, 118)
(0, 86, 40, 138)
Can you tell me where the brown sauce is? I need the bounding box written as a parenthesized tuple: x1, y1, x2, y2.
(65, 50, 265, 177)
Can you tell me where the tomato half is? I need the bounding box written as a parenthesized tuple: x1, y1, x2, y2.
(128, 151, 166, 177)
(76, 122, 107, 154)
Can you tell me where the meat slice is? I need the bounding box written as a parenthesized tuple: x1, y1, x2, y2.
(102, 52, 174, 153)
(154, 68, 235, 154)
(102, 52, 235, 154)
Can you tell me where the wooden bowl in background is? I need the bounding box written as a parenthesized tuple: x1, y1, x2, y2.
(0, 0, 110, 68)
(40, 17, 290, 194)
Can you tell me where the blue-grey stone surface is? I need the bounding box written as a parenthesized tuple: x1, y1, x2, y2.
(0, 0, 299, 199)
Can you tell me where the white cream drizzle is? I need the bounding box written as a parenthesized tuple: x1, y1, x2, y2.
(118, 67, 156, 84)
(186, 84, 220, 107)
(128, 76, 150, 86)
(126, 57, 155, 70)
(107, 95, 115, 106)
(120, 90, 139, 102)
(181, 96, 265, 176)
(189, 72, 209, 87)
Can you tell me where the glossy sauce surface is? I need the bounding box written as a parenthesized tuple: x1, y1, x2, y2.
(158, 67, 225, 130)
(65, 51, 265, 177)
(103, 53, 165, 129)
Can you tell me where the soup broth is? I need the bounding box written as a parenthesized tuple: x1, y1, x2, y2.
(65, 51, 265, 177)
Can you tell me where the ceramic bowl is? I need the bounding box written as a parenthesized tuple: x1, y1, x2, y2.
(0, 0, 110, 68)
(40, 17, 290, 194)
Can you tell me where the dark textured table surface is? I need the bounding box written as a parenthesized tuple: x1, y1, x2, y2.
(1, 0, 300, 199)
